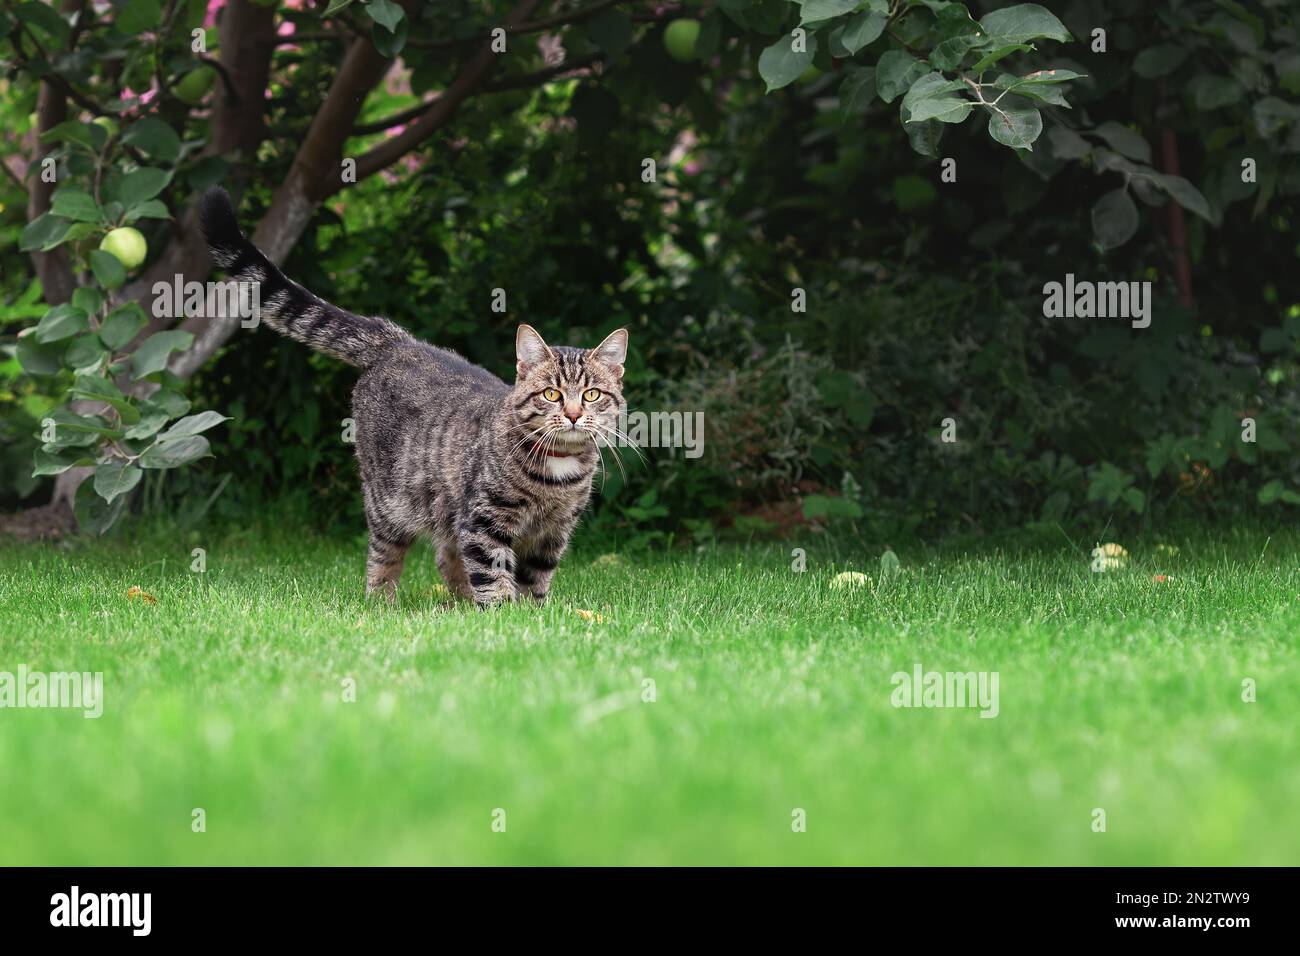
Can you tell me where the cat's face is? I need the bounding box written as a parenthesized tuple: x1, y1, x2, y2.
(511, 324, 628, 454)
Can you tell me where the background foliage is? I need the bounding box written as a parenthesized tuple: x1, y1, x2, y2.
(2, 0, 1299, 550)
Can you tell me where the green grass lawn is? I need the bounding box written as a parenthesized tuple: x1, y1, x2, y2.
(0, 523, 1297, 865)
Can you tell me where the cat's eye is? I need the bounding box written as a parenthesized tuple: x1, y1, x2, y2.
(542, 388, 561, 402)
(583, 388, 602, 402)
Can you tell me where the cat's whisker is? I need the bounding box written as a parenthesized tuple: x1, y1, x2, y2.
(589, 421, 644, 469)
(591, 420, 648, 464)
(508, 422, 557, 457)
(586, 426, 629, 483)
(525, 424, 562, 468)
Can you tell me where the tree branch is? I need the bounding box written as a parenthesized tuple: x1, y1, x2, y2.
(23, 0, 86, 307)
(407, 0, 626, 50)
(166, 10, 409, 378)
(122, 0, 280, 326)
(352, 49, 605, 135)
(347, 0, 545, 186)
(166, 0, 545, 379)
(483, 50, 604, 91)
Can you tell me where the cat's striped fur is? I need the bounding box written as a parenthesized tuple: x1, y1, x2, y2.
(199, 187, 628, 605)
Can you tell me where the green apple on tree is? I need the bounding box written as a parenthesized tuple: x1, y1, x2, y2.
(100, 227, 148, 271)
(663, 19, 700, 63)
(174, 65, 216, 105)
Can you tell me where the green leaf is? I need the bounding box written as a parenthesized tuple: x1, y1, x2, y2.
(64, 333, 107, 371)
(19, 213, 73, 253)
(50, 189, 103, 223)
(124, 199, 171, 223)
(904, 117, 944, 157)
(797, 0, 858, 23)
(94, 460, 143, 503)
(929, 9, 986, 73)
(365, 0, 404, 32)
(120, 118, 182, 164)
(1150, 173, 1214, 222)
(74, 477, 127, 536)
(87, 248, 126, 290)
(157, 411, 230, 441)
(758, 32, 818, 92)
(70, 373, 142, 426)
(875, 50, 927, 103)
(1133, 43, 1189, 78)
(1047, 125, 1091, 160)
(371, 16, 408, 57)
(1187, 74, 1242, 111)
(1258, 480, 1283, 505)
(978, 4, 1072, 45)
(41, 407, 122, 441)
(16, 335, 65, 376)
(116, 0, 161, 34)
(100, 303, 148, 350)
(839, 66, 877, 119)
(970, 43, 1031, 74)
(987, 107, 1042, 150)
(124, 405, 172, 440)
(15, 0, 71, 45)
(323, 0, 353, 15)
(838, 11, 885, 54)
(902, 73, 972, 124)
(1253, 97, 1300, 138)
(117, 168, 172, 207)
(34, 304, 89, 343)
(72, 287, 104, 316)
(149, 388, 192, 418)
(802, 494, 863, 520)
(139, 434, 211, 469)
(1091, 188, 1139, 250)
(89, 249, 127, 290)
(1260, 328, 1288, 354)
(32, 447, 89, 477)
(38, 120, 98, 150)
(586, 8, 633, 62)
(1093, 121, 1151, 163)
(991, 68, 1085, 107)
(929, 35, 984, 72)
(131, 330, 194, 380)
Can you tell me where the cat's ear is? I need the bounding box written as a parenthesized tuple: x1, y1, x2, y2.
(516, 324, 552, 374)
(591, 328, 628, 376)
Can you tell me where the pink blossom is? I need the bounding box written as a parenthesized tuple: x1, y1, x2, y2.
(385, 62, 412, 97)
(203, 0, 224, 29)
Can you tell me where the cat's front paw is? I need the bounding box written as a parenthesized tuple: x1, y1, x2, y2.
(473, 578, 520, 608)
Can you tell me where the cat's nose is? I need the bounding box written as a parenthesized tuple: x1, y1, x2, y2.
(563, 406, 582, 424)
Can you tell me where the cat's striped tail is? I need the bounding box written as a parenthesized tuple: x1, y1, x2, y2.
(198, 187, 413, 368)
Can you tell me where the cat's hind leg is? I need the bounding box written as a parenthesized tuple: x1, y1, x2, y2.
(435, 541, 474, 602)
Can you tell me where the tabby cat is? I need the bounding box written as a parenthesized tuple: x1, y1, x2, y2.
(199, 187, 627, 606)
